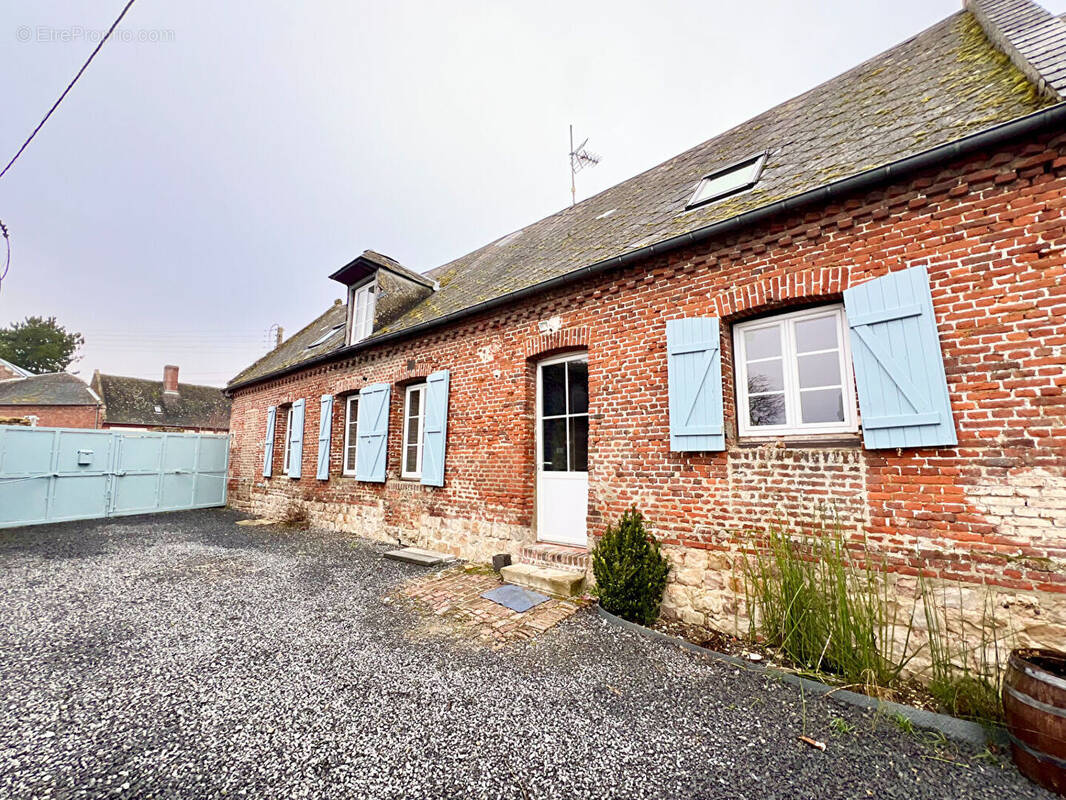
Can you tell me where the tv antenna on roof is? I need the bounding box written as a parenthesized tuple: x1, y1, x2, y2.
(569, 124, 600, 207)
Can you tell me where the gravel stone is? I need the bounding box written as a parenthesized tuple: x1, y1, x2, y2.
(0, 510, 1054, 799)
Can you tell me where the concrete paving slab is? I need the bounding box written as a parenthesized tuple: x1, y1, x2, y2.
(383, 547, 453, 566)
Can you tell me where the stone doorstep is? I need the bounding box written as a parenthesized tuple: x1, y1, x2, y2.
(500, 563, 585, 598)
(384, 548, 454, 566)
(517, 543, 590, 573)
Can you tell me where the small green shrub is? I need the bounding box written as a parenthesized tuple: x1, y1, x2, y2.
(592, 508, 670, 626)
(743, 523, 917, 689)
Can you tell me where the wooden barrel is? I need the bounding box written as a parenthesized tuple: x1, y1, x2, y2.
(1004, 648, 1066, 795)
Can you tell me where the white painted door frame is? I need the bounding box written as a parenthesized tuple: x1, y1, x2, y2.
(535, 352, 589, 546)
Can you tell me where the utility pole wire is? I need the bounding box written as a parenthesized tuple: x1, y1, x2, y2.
(0, 0, 138, 182)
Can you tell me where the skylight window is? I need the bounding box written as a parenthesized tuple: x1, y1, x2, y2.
(687, 153, 767, 209)
(307, 324, 344, 349)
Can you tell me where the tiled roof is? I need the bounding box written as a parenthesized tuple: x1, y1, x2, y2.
(967, 0, 1066, 98)
(93, 373, 231, 430)
(230, 9, 1055, 389)
(0, 372, 100, 406)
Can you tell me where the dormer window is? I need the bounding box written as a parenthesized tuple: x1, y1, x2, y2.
(687, 153, 767, 209)
(330, 250, 436, 346)
(349, 280, 377, 344)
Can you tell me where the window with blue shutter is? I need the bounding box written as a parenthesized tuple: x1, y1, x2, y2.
(316, 394, 334, 480)
(356, 383, 391, 482)
(843, 265, 957, 450)
(287, 398, 306, 478)
(666, 317, 725, 452)
(421, 370, 450, 487)
(263, 406, 276, 477)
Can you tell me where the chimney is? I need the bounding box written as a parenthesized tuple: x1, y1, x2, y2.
(163, 365, 180, 395)
(275, 326, 284, 349)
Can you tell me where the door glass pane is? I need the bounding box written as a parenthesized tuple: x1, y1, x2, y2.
(568, 416, 588, 472)
(749, 393, 786, 426)
(800, 388, 845, 423)
(542, 418, 568, 471)
(744, 326, 781, 360)
(542, 363, 566, 416)
(797, 352, 842, 389)
(567, 361, 588, 414)
(794, 315, 838, 353)
(746, 359, 784, 393)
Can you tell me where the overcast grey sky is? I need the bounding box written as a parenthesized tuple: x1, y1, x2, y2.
(2, 0, 1064, 386)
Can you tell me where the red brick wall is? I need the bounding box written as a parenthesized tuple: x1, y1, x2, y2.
(228, 130, 1066, 632)
(0, 405, 100, 429)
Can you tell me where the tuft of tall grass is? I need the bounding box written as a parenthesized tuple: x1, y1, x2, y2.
(743, 523, 917, 691)
(920, 578, 1009, 727)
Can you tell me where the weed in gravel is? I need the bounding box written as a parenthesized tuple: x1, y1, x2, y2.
(830, 717, 856, 736)
(891, 712, 916, 735)
(281, 502, 310, 530)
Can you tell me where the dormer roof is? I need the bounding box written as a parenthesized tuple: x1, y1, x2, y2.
(329, 250, 437, 290)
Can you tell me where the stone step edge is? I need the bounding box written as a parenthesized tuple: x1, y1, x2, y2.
(500, 563, 586, 598)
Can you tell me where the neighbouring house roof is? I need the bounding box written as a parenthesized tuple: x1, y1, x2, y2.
(229, 6, 1061, 390)
(0, 372, 101, 406)
(0, 357, 33, 379)
(92, 373, 231, 429)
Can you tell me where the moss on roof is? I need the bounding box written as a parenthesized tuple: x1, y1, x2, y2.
(0, 373, 99, 406)
(231, 10, 1054, 389)
(93, 373, 231, 429)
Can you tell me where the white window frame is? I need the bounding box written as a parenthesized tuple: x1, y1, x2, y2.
(307, 323, 344, 349)
(687, 153, 767, 209)
(342, 394, 359, 476)
(401, 384, 426, 480)
(348, 279, 377, 345)
(281, 405, 294, 475)
(733, 304, 857, 437)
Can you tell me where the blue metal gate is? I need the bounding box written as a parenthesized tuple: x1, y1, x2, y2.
(0, 425, 229, 529)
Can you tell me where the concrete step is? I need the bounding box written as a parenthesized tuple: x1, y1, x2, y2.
(383, 547, 453, 566)
(500, 563, 585, 597)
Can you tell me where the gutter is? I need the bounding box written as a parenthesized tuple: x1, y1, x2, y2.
(227, 102, 1066, 395)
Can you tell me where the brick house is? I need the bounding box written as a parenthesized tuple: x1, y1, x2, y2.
(227, 1, 1066, 652)
(0, 363, 103, 428)
(91, 366, 231, 433)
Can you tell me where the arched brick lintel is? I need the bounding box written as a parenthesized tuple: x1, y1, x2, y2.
(524, 326, 590, 360)
(712, 266, 850, 320)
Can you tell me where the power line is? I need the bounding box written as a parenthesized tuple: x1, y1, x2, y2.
(0, 0, 139, 182)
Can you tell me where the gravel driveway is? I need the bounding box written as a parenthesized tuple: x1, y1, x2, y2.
(0, 510, 1053, 800)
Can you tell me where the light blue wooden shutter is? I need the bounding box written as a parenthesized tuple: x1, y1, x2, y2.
(666, 318, 725, 452)
(316, 394, 333, 480)
(263, 406, 276, 477)
(288, 398, 305, 478)
(356, 383, 391, 482)
(844, 265, 957, 449)
(420, 370, 450, 487)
